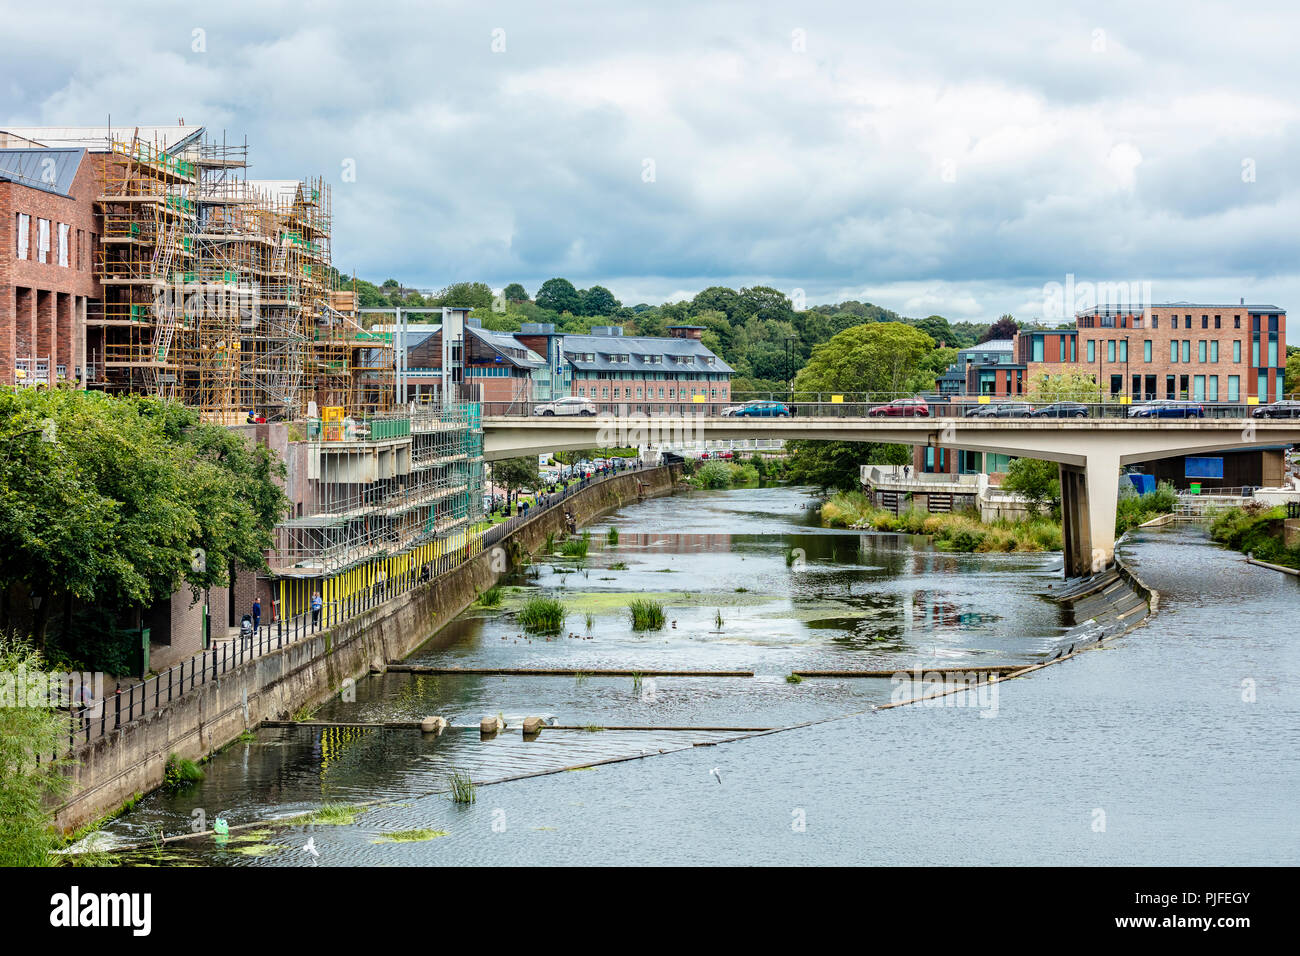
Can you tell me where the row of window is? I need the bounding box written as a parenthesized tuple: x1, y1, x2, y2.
(573, 370, 727, 382)
(1113, 373, 1245, 402)
(14, 213, 94, 270)
(1083, 339, 1264, 366)
(1080, 313, 1282, 331)
(576, 385, 723, 399)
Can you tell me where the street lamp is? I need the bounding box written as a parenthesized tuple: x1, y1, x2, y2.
(1124, 335, 1130, 404)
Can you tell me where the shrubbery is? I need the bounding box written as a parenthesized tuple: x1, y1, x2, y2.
(1209, 504, 1300, 569)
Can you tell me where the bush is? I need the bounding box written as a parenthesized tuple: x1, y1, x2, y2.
(478, 586, 503, 607)
(163, 753, 204, 792)
(692, 460, 735, 489)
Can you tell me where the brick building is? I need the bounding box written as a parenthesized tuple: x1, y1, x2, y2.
(0, 147, 102, 387)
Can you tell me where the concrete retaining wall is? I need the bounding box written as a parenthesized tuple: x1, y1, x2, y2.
(53, 465, 680, 833)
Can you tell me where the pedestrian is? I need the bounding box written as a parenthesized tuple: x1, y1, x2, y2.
(311, 590, 322, 627)
(903, 464, 911, 479)
(240, 614, 254, 648)
(251, 597, 261, 635)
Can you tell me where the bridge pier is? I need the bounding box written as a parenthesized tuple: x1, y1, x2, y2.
(1059, 453, 1120, 578)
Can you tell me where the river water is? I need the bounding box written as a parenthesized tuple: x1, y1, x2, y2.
(103, 485, 1300, 865)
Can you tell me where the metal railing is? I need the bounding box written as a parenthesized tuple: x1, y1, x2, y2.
(48, 459, 672, 759)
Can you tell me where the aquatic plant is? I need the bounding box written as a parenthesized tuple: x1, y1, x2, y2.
(607, 527, 619, 545)
(373, 828, 448, 844)
(628, 598, 666, 631)
(585, 611, 595, 631)
(609, 562, 629, 570)
(786, 672, 803, 684)
(162, 754, 204, 792)
(478, 585, 503, 607)
(519, 596, 567, 634)
(448, 770, 476, 804)
(714, 608, 724, 629)
(560, 538, 589, 558)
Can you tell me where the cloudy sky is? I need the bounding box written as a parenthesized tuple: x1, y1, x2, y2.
(3, 0, 1298, 319)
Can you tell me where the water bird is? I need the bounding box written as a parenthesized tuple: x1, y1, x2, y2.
(710, 767, 722, 784)
(1067, 644, 1075, 655)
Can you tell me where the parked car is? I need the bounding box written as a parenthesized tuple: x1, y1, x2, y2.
(1031, 401, 1090, 418)
(533, 396, 597, 416)
(1251, 400, 1300, 419)
(868, 397, 930, 417)
(733, 401, 791, 417)
(719, 450, 734, 459)
(964, 401, 1035, 418)
(1128, 400, 1205, 419)
(721, 400, 766, 417)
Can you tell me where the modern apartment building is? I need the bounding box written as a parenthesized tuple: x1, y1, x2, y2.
(566, 325, 733, 413)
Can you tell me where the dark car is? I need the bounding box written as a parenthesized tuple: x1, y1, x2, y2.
(868, 397, 930, 418)
(1128, 400, 1205, 419)
(964, 401, 1035, 418)
(1251, 400, 1300, 419)
(1030, 401, 1090, 418)
(734, 401, 791, 418)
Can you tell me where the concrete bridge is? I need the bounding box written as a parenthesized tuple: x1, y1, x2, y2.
(482, 415, 1300, 577)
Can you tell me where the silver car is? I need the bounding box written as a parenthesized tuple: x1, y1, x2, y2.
(533, 396, 597, 417)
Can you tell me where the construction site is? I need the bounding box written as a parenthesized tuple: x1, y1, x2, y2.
(1, 124, 485, 665)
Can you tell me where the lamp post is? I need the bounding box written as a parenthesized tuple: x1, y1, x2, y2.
(1124, 334, 1130, 404)
(784, 335, 796, 405)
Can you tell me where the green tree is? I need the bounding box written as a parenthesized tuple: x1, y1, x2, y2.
(1002, 458, 1061, 516)
(491, 457, 540, 510)
(0, 636, 70, 866)
(579, 285, 620, 317)
(1285, 345, 1300, 398)
(1027, 370, 1101, 403)
(786, 440, 909, 491)
(434, 281, 494, 310)
(980, 314, 1019, 343)
(535, 278, 581, 315)
(793, 322, 936, 398)
(503, 282, 529, 303)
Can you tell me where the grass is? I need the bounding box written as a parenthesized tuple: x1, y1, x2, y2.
(821, 492, 1063, 553)
(786, 672, 803, 684)
(478, 585, 503, 607)
(236, 729, 257, 743)
(291, 703, 315, 722)
(631, 672, 643, 695)
(583, 724, 605, 732)
(574, 671, 589, 684)
(628, 598, 666, 631)
(162, 754, 204, 792)
(560, 538, 589, 558)
(448, 770, 476, 804)
(585, 611, 595, 631)
(373, 828, 449, 844)
(714, 608, 724, 629)
(518, 596, 567, 634)
(607, 527, 619, 544)
(734, 587, 749, 593)
(609, 561, 629, 570)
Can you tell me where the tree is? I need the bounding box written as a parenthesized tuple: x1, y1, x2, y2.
(434, 281, 494, 310)
(980, 314, 1019, 343)
(0, 636, 70, 866)
(503, 282, 529, 303)
(786, 440, 909, 492)
(579, 285, 620, 317)
(793, 322, 937, 398)
(535, 278, 581, 315)
(1286, 345, 1300, 398)
(491, 457, 539, 510)
(1001, 458, 1061, 516)
(0, 390, 289, 649)
(691, 286, 741, 320)
(1027, 370, 1100, 403)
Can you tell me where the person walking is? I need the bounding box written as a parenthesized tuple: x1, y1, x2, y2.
(311, 590, 322, 628)
(251, 597, 262, 636)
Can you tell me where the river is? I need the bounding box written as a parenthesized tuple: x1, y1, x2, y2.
(100, 485, 1300, 865)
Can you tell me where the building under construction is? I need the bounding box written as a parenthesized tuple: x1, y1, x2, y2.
(1, 124, 393, 421)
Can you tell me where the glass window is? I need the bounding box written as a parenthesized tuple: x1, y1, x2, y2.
(1198, 340, 1207, 363)
(1228, 375, 1239, 401)
(1233, 340, 1241, 363)
(1107, 340, 1116, 362)
(1152, 316, 1160, 329)
(1252, 337, 1259, 367)
(1032, 338, 1044, 362)
(1201, 315, 1208, 328)
(1143, 340, 1152, 362)
(1210, 341, 1218, 362)
(1258, 369, 1268, 402)
(1119, 340, 1128, 362)
(1208, 375, 1218, 401)
(1193, 375, 1205, 401)
(1087, 340, 1096, 363)
(1170, 341, 1178, 363)
(1268, 335, 1277, 367)
(1182, 340, 1191, 363)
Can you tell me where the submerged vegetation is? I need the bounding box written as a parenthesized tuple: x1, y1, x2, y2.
(518, 596, 567, 633)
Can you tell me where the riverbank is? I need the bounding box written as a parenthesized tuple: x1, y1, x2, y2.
(43, 464, 682, 837)
(820, 486, 1178, 553)
(1209, 503, 1300, 570)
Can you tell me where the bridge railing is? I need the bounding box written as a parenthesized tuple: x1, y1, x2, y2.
(489, 396, 1299, 421)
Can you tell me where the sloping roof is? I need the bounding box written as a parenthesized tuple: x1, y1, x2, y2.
(0, 125, 204, 153)
(0, 147, 84, 195)
(469, 327, 546, 368)
(562, 332, 733, 374)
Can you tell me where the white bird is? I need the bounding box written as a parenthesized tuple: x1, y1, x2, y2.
(710, 767, 722, 784)
(301, 838, 319, 857)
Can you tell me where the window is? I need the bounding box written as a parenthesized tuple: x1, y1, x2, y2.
(37, 218, 50, 263)
(1184, 315, 1192, 329)
(1214, 315, 1221, 329)
(1268, 334, 1278, 368)
(1193, 375, 1205, 401)
(1208, 375, 1218, 401)
(1252, 337, 1259, 367)
(1182, 340, 1191, 363)
(1107, 340, 1116, 362)
(1234, 315, 1241, 329)
(1119, 340, 1128, 362)
(16, 213, 29, 259)
(1202, 315, 1208, 329)
(76, 229, 84, 270)
(1032, 338, 1044, 362)
(1233, 340, 1241, 363)
(1152, 315, 1160, 329)
(1258, 369, 1268, 403)
(1198, 340, 1207, 363)
(1143, 340, 1152, 362)
(58, 223, 70, 267)
(1228, 375, 1239, 401)
(1086, 340, 1095, 363)
(1170, 341, 1179, 363)
(1210, 341, 1219, 363)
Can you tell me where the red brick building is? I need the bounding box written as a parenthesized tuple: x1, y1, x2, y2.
(0, 148, 102, 387)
